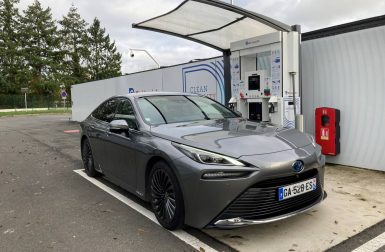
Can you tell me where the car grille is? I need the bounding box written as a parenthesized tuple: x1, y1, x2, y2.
(212, 169, 322, 222)
(254, 168, 319, 188)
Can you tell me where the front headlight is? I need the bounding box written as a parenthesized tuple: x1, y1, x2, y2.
(201, 171, 252, 179)
(172, 143, 245, 166)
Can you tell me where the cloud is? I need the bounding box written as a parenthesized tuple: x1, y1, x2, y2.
(242, 0, 385, 31)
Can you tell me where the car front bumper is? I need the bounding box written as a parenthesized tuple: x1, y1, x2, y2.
(171, 145, 326, 229)
(212, 190, 327, 228)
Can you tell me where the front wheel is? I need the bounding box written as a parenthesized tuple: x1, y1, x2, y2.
(81, 139, 98, 177)
(149, 161, 184, 230)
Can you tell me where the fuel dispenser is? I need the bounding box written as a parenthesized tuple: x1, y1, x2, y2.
(315, 107, 340, 155)
(229, 30, 301, 127)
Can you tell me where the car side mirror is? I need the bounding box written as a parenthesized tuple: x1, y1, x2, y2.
(109, 120, 129, 134)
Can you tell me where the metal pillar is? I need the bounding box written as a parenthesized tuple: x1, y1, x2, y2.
(291, 24, 302, 114)
(24, 93, 27, 111)
(223, 50, 232, 106)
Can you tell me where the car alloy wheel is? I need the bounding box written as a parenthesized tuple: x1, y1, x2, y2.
(150, 161, 184, 230)
(152, 169, 176, 221)
(82, 139, 97, 177)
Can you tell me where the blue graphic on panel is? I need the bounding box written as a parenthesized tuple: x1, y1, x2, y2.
(278, 187, 284, 201)
(181, 60, 225, 104)
(283, 97, 301, 128)
(128, 88, 135, 93)
(274, 57, 280, 63)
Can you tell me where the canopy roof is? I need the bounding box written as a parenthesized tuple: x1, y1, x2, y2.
(132, 0, 292, 51)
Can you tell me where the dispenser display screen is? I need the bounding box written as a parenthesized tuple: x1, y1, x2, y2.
(248, 75, 260, 90)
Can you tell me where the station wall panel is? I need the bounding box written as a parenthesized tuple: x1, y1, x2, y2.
(302, 25, 385, 171)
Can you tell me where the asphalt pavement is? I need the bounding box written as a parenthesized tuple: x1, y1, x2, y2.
(0, 114, 230, 252)
(327, 219, 385, 252)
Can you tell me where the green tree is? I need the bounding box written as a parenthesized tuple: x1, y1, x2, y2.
(59, 4, 90, 87)
(0, 0, 22, 93)
(0, 73, 8, 92)
(19, 0, 62, 94)
(87, 18, 122, 80)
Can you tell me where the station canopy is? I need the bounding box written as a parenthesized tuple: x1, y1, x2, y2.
(132, 0, 292, 51)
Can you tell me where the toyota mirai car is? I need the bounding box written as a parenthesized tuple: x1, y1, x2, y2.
(80, 92, 326, 230)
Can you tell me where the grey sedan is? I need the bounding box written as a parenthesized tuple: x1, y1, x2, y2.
(80, 92, 326, 230)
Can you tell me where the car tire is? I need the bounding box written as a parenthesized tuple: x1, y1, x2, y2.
(149, 161, 184, 230)
(81, 139, 98, 177)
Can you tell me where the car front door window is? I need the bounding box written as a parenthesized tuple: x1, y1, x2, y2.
(114, 99, 138, 130)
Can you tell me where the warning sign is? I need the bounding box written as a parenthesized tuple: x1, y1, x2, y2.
(320, 128, 329, 140)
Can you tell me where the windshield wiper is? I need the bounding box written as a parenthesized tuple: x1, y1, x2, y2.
(184, 96, 210, 120)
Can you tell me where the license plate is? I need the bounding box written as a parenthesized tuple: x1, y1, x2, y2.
(278, 178, 317, 201)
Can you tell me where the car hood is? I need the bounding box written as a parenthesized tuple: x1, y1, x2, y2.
(150, 118, 312, 158)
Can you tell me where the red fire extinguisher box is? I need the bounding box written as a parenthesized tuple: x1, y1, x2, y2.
(315, 107, 340, 155)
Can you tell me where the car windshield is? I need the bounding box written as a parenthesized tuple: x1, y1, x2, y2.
(137, 95, 239, 125)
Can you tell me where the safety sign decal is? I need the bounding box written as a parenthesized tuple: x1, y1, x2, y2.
(320, 128, 329, 140)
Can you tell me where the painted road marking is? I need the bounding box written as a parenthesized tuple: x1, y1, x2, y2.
(73, 169, 218, 252)
(352, 231, 385, 252)
(64, 130, 80, 133)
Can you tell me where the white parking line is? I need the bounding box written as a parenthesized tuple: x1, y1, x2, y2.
(73, 169, 218, 252)
(352, 231, 385, 252)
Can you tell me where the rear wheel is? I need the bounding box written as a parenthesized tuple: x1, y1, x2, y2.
(81, 139, 98, 177)
(149, 161, 184, 230)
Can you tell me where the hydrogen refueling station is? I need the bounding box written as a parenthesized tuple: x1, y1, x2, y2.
(133, 0, 302, 129)
(3, 1, 385, 252)
(72, 0, 385, 172)
(70, 1, 385, 251)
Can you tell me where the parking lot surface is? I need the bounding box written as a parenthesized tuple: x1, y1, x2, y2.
(1, 115, 385, 252)
(0, 115, 201, 252)
(206, 165, 385, 251)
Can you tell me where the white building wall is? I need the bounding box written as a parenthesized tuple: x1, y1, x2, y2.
(302, 25, 385, 171)
(71, 69, 163, 122)
(71, 57, 224, 122)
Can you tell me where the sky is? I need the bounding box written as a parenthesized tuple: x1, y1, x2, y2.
(17, 0, 385, 74)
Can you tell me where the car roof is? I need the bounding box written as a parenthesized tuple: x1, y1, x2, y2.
(124, 92, 199, 98)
